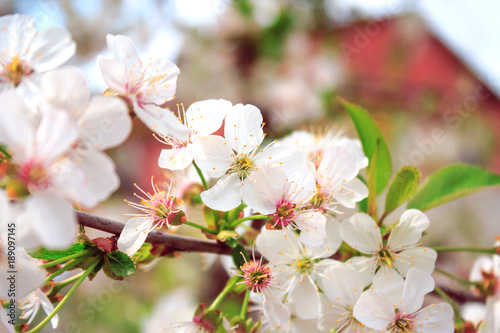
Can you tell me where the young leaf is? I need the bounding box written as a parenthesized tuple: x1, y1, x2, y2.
(340, 97, 392, 194)
(384, 166, 421, 215)
(106, 251, 136, 277)
(407, 164, 500, 211)
(28, 243, 87, 260)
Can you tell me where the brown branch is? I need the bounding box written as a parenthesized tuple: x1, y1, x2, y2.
(76, 211, 257, 256)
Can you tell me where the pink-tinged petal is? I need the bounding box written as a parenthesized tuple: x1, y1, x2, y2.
(117, 217, 152, 256)
(322, 264, 364, 306)
(290, 276, 320, 319)
(158, 145, 193, 170)
(393, 247, 437, 277)
(105, 34, 142, 81)
(26, 194, 76, 249)
(295, 210, 327, 247)
(470, 256, 494, 282)
(353, 289, 395, 330)
(140, 58, 180, 105)
(400, 268, 435, 314)
(388, 209, 430, 251)
(335, 138, 369, 169)
(200, 173, 242, 211)
(192, 135, 233, 178)
(39, 67, 89, 114)
(0, 14, 36, 57)
(35, 107, 78, 163)
(256, 227, 301, 263)
(36, 289, 58, 328)
(340, 213, 382, 254)
(186, 99, 232, 138)
(243, 164, 288, 214)
(78, 96, 131, 150)
(262, 288, 290, 327)
(307, 216, 342, 257)
(98, 57, 127, 95)
(317, 146, 360, 192)
(28, 27, 75, 72)
(224, 104, 264, 153)
(331, 177, 368, 208)
(0, 91, 35, 162)
(55, 149, 120, 208)
(135, 103, 189, 140)
(413, 303, 455, 333)
(345, 256, 378, 286)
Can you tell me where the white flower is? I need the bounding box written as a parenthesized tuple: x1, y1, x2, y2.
(353, 268, 455, 333)
(194, 104, 300, 211)
(243, 163, 328, 246)
(1, 308, 15, 333)
(157, 99, 232, 170)
(118, 177, 184, 256)
(255, 223, 342, 319)
(19, 289, 58, 329)
(340, 209, 437, 286)
(99, 34, 187, 138)
(320, 264, 378, 333)
(0, 14, 75, 94)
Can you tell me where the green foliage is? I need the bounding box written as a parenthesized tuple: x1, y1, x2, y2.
(29, 243, 87, 260)
(408, 164, 500, 211)
(232, 244, 250, 270)
(105, 251, 136, 278)
(340, 98, 392, 194)
(258, 10, 294, 60)
(385, 166, 421, 215)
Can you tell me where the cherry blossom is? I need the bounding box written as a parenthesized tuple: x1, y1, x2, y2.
(19, 289, 58, 329)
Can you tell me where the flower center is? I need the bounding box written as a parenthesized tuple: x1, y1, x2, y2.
(294, 256, 315, 276)
(394, 317, 413, 332)
(242, 261, 272, 293)
(378, 248, 395, 268)
(309, 186, 330, 211)
(2, 57, 32, 87)
(231, 156, 255, 180)
(270, 201, 296, 229)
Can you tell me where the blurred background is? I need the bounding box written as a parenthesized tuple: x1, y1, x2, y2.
(3, 0, 500, 331)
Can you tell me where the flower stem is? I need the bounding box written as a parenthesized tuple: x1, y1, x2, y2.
(39, 249, 96, 269)
(240, 290, 250, 319)
(193, 161, 208, 190)
(0, 144, 11, 160)
(52, 273, 85, 294)
(27, 258, 101, 333)
(434, 268, 479, 287)
(432, 246, 497, 254)
(184, 221, 217, 235)
(434, 285, 464, 324)
(42, 258, 85, 285)
(229, 215, 268, 229)
(208, 275, 240, 311)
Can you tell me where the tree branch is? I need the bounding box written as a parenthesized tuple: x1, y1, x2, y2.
(76, 211, 257, 256)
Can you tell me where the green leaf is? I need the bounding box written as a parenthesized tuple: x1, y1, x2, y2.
(105, 251, 136, 277)
(232, 244, 250, 270)
(357, 176, 368, 213)
(407, 164, 500, 211)
(28, 243, 87, 260)
(385, 166, 421, 215)
(340, 98, 392, 194)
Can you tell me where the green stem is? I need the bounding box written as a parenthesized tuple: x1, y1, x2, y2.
(434, 268, 479, 287)
(184, 221, 217, 235)
(240, 289, 250, 319)
(27, 258, 101, 333)
(193, 161, 208, 190)
(0, 144, 11, 159)
(208, 276, 240, 311)
(39, 249, 95, 269)
(42, 258, 85, 285)
(432, 246, 497, 254)
(52, 273, 85, 294)
(434, 285, 464, 324)
(229, 215, 268, 229)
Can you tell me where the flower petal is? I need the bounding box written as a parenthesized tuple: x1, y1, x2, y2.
(200, 173, 242, 211)
(158, 145, 193, 170)
(321, 264, 364, 306)
(388, 209, 430, 251)
(192, 135, 233, 178)
(345, 256, 378, 286)
(105, 34, 142, 81)
(291, 275, 320, 319)
(135, 103, 189, 139)
(117, 217, 152, 256)
(340, 213, 382, 254)
(98, 57, 127, 95)
(413, 303, 455, 333)
(186, 99, 232, 138)
(224, 104, 264, 153)
(295, 211, 327, 247)
(393, 247, 437, 277)
(256, 227, 301, 263)
(331, 177, 368, 208)
(262, 288, 290, 327)
(317, 146, 360, 194)
(28, 27, 75, 72)
(36, 289, 59, 328)
(353, 289, 394, 330)
(400, 268, 435, 314)
(0, 14, 36, 57)
(40, 67, 89, 114)
(140, 58, 180, 105)
(306, 215, 342, 257)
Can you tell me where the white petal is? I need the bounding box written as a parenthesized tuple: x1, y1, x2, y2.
(140, 58, 180, 105)
(241, 167, 279, 215)
(262, 288, 290, 327)
(78, 96, 131, 150)
(117, 217, 152, 256)
(400, 268, 435, 314)
(28, 27, 75, 72)
(353, 289, 394, 330)
(485, 295, 500, 333)
(291, 276, 320, 319)
(256, 227, 301, 263)
(200, 173, 242, 211)
(345, 256, 378, 286)
(295, 211, 327, 247)
(340, 213, 382, 254)
(461, 302, 486, 326)
(413, 303, 455, 333)
(36, 289, 58, 328)
(1, 253, 44, 299)
(392, 247, 437, 277)
(321, 264, 364, 306)
(331, 177, 368, 208)
(186, 99, 232, 138)
(317, 146, 360, 195)
(388, 209, 430, 251)
(192, 135, 233, 178)
(335, 138, 369, 169)
(105, 34, 142, 81)
(98, 57, 127, 95)
(135, 103, 189, 140)
(26, 194, 76, 249)
(371, 268, 404, 305)
(307, 216, 342, 257)
(1, 308, 15, 333)
(40, 67, 89, 115)
(470, 256, 494, 282)
(0, 14, 36, 57)
(158, 145, 193, 170)
(224, 104, 264, 153)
